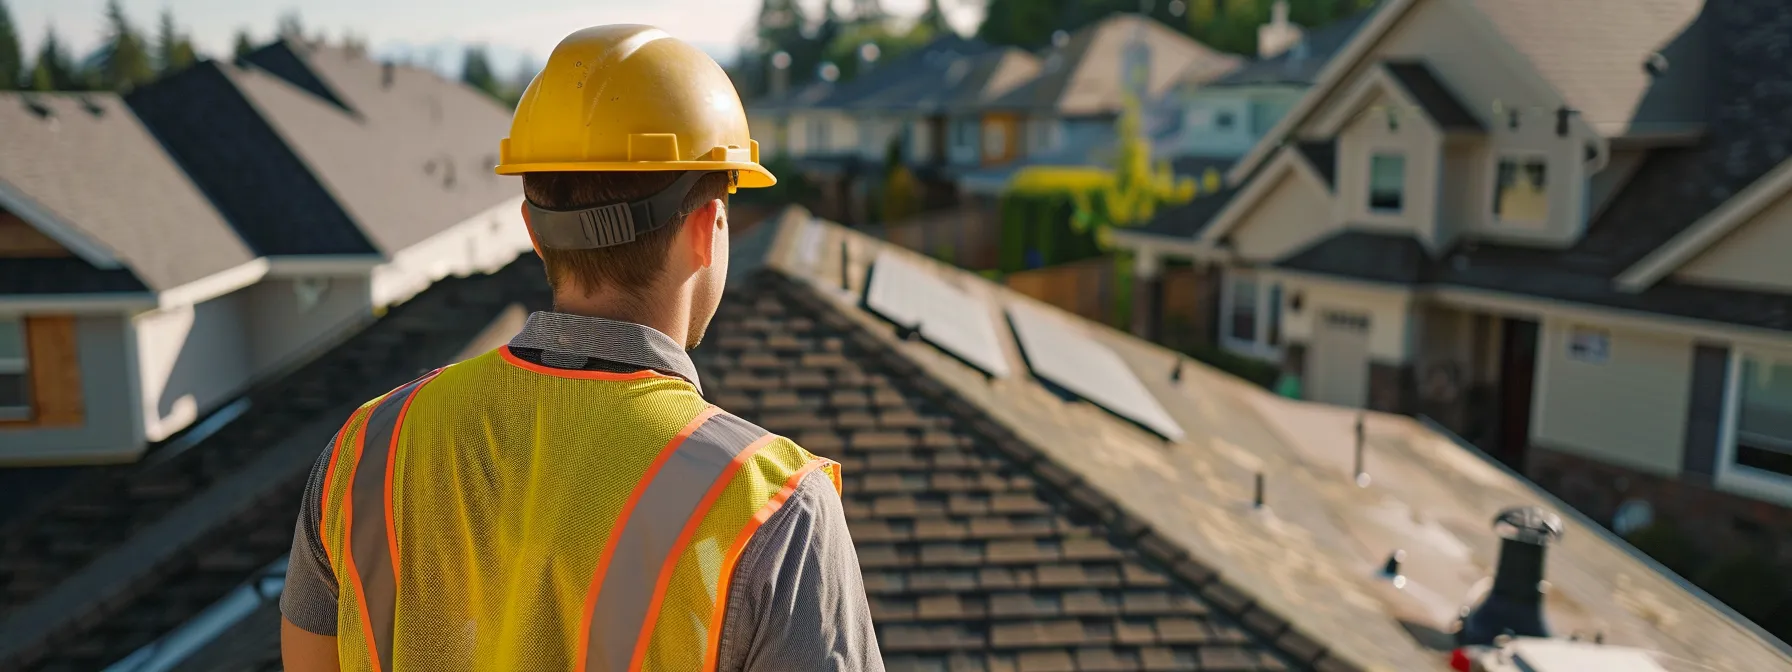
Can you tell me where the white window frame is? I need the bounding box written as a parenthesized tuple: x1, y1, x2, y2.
(1367, 151, 1406, 214)
(983, 119, 1006, 160)
(1490, 152, 1551, 226)
(0, 317, 29, 421)
(1219, 271, 1283, 362)
(1716, 347, 1792, 506)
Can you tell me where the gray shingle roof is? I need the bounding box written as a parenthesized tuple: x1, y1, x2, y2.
(990, 14, 1239, 116)
(847, 46, 1041, 113)
(1209, 10, 1374, 88)
(126, 61, 377, 258)
(0, 93, 256, 291)
(1276, 229, 1428, 284)
(1382, 61, 1482, 131)
(1131, 188, 1240, 239)
(237, 42, 518, 255)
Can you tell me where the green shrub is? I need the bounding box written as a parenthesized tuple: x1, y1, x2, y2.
(1181, 343, 1281, 389)
(1624, 520, 1705, 579)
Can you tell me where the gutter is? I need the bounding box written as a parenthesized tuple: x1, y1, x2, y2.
(103, 556, 289, 672)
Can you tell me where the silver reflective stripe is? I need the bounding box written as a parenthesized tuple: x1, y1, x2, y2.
(585, 413, 768, 672)
(348, 371, 438, 672)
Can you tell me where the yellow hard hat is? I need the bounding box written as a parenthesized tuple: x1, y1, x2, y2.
(494, 24, 775, 190)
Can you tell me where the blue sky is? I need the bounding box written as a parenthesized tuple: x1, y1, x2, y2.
(11, 0, 985, 72)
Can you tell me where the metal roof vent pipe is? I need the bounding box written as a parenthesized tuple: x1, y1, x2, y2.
(1456, 506, 1564, 646)
(382, 61, 396, 90)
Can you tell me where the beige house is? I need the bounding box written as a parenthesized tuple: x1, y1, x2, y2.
(1113, 0, 1792, 549)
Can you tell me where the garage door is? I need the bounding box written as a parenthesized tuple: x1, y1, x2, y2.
(1310, 310, 1371, 408)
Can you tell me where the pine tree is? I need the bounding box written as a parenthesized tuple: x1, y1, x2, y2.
(0, 0, 21, 90)
(460, 46, 502, 101)
(99, 0, 155, 91)
(155, 9, 196, 75)
(232, 29, 255, 61)
(276, 12, 304, 42)
(29, 28, 77, 91)
(916, 0, 950, 36)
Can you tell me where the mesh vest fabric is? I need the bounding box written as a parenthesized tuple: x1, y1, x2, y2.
(317, 348, 837, 671)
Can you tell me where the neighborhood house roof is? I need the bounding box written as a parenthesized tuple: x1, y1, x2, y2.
(1381, 61, 1482, 132)
(991, 14, 1241, 116)
(1209, 10, 1374, 88)
(0, 93, 256, 292)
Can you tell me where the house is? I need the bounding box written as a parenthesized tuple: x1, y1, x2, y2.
(11, 208, 1790, 670)
(1112, 0, 1792, 554)
(1151, 5, 1372, 167)
(0, 41, 526, 466)
(958, 14, 1241, 195)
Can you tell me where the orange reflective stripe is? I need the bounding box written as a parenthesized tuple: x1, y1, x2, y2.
(498, 345, 678, 382)
(344, 370, 440, 672)
(702, 457, 839, 670)
(573, 404, 720, 671)
(627, 433, 779, 671)
(317, 408, 366, 570)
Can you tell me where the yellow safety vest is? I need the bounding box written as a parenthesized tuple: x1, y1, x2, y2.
(316, 347, 840, 671)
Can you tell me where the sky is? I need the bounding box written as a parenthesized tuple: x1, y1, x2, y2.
(10, 0, 986, 73)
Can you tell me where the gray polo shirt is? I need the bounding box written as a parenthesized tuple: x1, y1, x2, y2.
(281, 312, 883, 671)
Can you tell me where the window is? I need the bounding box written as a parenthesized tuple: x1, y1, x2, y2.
(1369, 153, 1405, 212)
(1733, 355, 1792, 479)
(0, 318, 28, 420)
(1215, 111, 1236, 131)
(1494, 156, 1549, 222)
(1223, 273, 1283, 357)
(983, 121, 1006, 158)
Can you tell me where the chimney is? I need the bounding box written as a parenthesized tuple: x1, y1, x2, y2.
(1456, 506, 1563, 646)
(381, 61, 396, 90)
(1257, 0, 1304, 59)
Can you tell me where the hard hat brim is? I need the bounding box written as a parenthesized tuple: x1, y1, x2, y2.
(493, 161, 776, 188)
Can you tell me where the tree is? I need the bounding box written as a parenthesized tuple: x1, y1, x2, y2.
(0, 0, 21, 89)
(29, 28, 79, 91)
(460, 46, 503, 102)
(232, 29, 255, 61)
(916, 0, 951, 37)
(99, 0, 155, 92)
(276, 12, 304, 41)
(155, 9, 197, 75)
(977, 0, 1063, 49)
(507, 56, 539, 106)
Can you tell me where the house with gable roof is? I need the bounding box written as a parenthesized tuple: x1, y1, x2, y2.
(1113, 0, 1792, 554)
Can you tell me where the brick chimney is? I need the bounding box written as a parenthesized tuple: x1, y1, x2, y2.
(1257, 0, 1305, 59)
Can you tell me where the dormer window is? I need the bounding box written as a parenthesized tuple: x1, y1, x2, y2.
(1494, 156, 1549, 223)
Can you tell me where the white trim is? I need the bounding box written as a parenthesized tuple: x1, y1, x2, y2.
(1218, 269, 1284, 362)
(1365, 149, 1410, 220)
(0, 180, 121, 268)
(0, 294, 156, 313)
(265, 255, 384, 277)
(1200, 145, 1334, 245)
(1616, 156, 1792, 291)
(1109, 230, 1210, 260)
(1308, 63, 1440, 139)
(154, 258, 270, 310)
(1485, 151, 1553, 229)
(1715, 348, 1792, 507)
(1529, 317, 1553, 447)
(1430, 284, 1792, 349)
(369, 195, 531, 309)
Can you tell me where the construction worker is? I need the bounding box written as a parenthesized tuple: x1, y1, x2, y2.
(279, 25, 883, 672)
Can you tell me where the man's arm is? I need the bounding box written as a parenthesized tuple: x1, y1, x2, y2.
(716, 470, 884, 672)
(282, 446, 342, 671)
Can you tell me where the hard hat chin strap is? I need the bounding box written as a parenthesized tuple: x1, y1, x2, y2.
(526, 171, 724, 250)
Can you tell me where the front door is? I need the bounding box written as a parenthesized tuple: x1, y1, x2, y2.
(1496, 318, 1540, 470)
(1311, 310, 1372, 407)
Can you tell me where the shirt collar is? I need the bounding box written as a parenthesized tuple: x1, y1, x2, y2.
(507, 311, 702, 393)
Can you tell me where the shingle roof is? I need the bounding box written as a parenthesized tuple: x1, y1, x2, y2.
(990, 14, 1239, 116)
(1464, 0, 1709, 136)
(1131, 188, 1240, 239)
(1293, 141, 1336, 188)
(126, 61, 376, 258)
(849, 46, 1041, 113)
(817, 35, 993, 110)
(0, 257, 147, 295)
(1275, 229, 1428, 284)
(237, 42, 518, 254)
(1381, 61, 1482, 131)
(1210, 10, 1374, 88)
(0, 93, 256, 291)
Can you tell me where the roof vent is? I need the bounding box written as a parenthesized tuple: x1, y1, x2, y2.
(1455, 506, 1563, 646)
(1644, 52, 1668, 77)
(77, 96, 105, 117)
(21, 96, 53, 120)
(382, 61, 396, 89)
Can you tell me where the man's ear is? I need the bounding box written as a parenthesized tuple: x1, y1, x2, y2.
(687, 199, 722, 269)
(520, 200, 544, 259)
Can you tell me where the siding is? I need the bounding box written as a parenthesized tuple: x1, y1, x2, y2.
(0, 211, 71, 257)
(0, 315, 140, 464)
(1334, 91, 1443, 245)
(1273, 274, 1411, 361)
(1532, 320, 1692, 476)
(1231, 172, 1336, 261)
(134, 292, 252, 443)
(1676, 189, 1792, 294)
(244, 277, 373, 377)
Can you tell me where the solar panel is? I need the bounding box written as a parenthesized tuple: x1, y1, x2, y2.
(864, 251, 1012, 378)
(1006, 301, 1186, 441)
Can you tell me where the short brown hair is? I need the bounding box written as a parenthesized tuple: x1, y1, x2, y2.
(522, 171, 732, 300)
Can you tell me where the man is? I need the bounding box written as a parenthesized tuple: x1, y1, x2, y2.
(280, 25, 882, 672)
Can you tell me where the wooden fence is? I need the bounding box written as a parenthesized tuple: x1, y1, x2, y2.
(1002, 257, 1117, 325)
